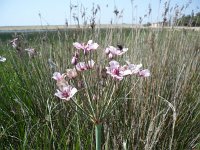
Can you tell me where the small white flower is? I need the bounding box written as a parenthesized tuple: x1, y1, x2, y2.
(0, 56, 6, 62)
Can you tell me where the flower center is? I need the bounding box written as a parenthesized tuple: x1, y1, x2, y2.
(62, 91, 69, 98)
(113, 69, 120, 75)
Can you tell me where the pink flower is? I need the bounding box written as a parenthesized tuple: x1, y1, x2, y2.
(105, 46, 128, 59)
(71, 56, 78, 65)
(52, 72, 68, 89)
(126, 61, 142, 74)
(10, 38, 18, 48)
(76, 60, 95, 71)
(55, 85, 77, 101)
(138, 69, 150, 77)
(66, 68, 78, 79)
(87, 40, 99, 50)
(76, 62, 87, 71)
(73, 42, 84, 50)
(25, 48, 37, 57)
(73, 40, 99, 54)
(52, 72, 65, 81)
(106, 60, 132, 80)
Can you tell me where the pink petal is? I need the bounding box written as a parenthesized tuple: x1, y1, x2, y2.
(109, 60, 119, 68)
(90, 43, 99, 49)
(122, 69, 132, 76)
(71, 56, 78, 65)
(87, 40, 93, 45)
(105, 48, 110, 54)
(87, 40, 99, 50)
(112, 74, 123, 80)
(70, 88, 78, 97)
(73, 42, 84, 49)
(139, 69, 150, 77)
(55, 89, 66, 100)
(52, 72, 63, 81)
(76, 62, 87, 71)
(88, 60, 95, 68)
(122, 48, 128, 52)
(128, 64, 142, 74)
(107, 46, 128, 56)
(108, 53, 113, 59)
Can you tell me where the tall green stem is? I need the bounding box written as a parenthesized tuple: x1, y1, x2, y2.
(95, 123, 102, 150)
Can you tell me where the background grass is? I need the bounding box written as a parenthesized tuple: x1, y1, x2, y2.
(0, 27, 199, 149)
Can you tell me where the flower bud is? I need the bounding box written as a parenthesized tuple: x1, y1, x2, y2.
(71, 56, 78, 65)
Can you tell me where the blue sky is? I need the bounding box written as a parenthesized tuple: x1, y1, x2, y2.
(0, 0, 199, 26)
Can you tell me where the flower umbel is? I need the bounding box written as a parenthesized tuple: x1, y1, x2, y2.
(52, 40, 150, 150)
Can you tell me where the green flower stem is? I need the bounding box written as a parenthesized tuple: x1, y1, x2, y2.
(95, 123, 102, 150)
(82, 74, 96, 118)
(100, 84, 116, 119)
(71, 98, 93, 120)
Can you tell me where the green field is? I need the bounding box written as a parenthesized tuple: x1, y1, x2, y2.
(0, 27, 199, 149)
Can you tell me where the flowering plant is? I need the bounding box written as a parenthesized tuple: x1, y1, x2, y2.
(10, 37, 38, 58)
(52, 40, 150, 149)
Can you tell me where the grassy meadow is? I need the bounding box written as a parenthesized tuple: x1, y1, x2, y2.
(0, 27, 199, 149)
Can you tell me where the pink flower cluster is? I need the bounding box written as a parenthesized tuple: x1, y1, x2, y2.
(53, 40, 99, 101)
(104, 45, 150, 80)
(53, 40, 150, 101)
(105, 45, 128, 59)
(52, 72, 77, 101)
(106, 60, 150, 80)
(71, 40, 98, 66)
(10, 38, 37, 58)
(71, 40, 98, 71)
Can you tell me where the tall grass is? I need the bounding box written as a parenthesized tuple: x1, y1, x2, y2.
(0, 26, 199, 149)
